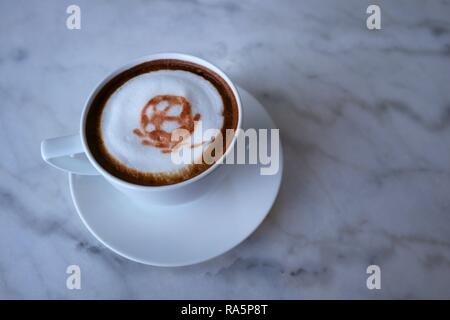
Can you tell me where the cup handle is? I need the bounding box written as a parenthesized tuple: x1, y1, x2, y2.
(41, 134, 99, 175)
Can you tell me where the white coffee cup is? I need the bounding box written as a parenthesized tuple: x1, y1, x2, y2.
(41, 53, 242, 205)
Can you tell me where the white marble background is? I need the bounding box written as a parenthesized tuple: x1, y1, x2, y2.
(1, 0, 450, 299)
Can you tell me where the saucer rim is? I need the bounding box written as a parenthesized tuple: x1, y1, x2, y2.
(69, 86, 284, 267)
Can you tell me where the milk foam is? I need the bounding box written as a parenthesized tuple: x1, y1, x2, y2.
(101, 70, 224, 174)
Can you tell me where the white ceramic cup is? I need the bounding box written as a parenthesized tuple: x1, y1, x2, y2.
(41, 53, 242, 205)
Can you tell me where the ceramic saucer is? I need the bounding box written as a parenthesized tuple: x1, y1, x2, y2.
(69, 87, 283, 266)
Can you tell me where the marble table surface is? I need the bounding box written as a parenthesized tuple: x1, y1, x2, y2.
(1, 0, 450, 299)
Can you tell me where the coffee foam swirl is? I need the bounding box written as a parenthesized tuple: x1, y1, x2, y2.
(100, 70, 224, 174)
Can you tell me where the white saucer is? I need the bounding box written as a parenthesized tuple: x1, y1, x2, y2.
(69, 87, 283, 266)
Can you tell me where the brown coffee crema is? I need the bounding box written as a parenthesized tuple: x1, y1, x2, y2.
(85, 59, 239, 186)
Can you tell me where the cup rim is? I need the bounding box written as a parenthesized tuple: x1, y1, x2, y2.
(79, 52, 242, 191)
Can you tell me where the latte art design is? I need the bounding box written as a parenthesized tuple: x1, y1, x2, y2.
(133, 95, 201, 154)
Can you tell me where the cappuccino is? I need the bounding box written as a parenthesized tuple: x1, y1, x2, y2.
(85, 59, 239, 186)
